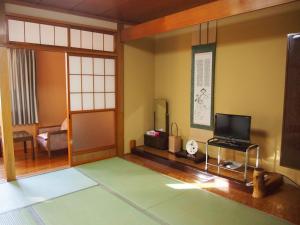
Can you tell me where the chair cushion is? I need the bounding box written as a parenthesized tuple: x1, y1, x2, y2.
(38, 132, 48, 140)
(61, 118, 68, 130)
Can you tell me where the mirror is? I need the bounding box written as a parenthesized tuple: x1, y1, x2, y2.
(154, 99, 169, 133)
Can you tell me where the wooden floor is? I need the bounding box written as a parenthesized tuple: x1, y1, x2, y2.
(0, 148, 69, 182)
(134, 145, 254, 182)
(123, 154, 300, 225)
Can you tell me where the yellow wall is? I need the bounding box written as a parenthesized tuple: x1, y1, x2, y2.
(124, 38, 155, 153)
(154, 2, 300, 184)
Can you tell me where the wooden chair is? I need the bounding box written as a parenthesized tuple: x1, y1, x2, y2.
(36, 125, 67, 158)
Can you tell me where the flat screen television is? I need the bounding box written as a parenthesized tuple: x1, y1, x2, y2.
(214, 113, 251, 143)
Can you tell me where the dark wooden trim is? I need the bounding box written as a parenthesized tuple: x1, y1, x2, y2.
(72, 149, 116, 166)
(0, 1, 7, 44)
(72, 145, 116, 156)
(280, 33, 300, 169)
(131, 147, 252, 193)
(70, 109, 115, 114)
(116, 23, 124, 156)
(121, 0, 296, 42)
(4, 42, 118, 57)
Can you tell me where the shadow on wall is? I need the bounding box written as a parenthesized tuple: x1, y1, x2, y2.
(155, 4, 300, 54)
(217, 8, 300, 45)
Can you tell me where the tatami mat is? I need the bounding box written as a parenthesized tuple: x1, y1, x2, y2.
(0, 168, 97, 214)
(76, 157, 292, 225)
(77, 157, 187, 209)
(148, 189, 292, 225)
(0, 157, 293, 225)
(0, 209, 37, 225)
(33, 186, 160, 225)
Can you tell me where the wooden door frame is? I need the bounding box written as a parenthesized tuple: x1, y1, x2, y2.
(0, 7, 124, 178)
(65, 52, 119, 166)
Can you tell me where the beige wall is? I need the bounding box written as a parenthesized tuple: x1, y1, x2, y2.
(154, 2, 300, 184)
(36, 51, 67, 127)
(124, 38, 155, 153)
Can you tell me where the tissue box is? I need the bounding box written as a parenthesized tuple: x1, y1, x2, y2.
(144, 131, 168, 150)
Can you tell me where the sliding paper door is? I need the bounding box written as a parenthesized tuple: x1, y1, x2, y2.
(67, 54, 116, 165)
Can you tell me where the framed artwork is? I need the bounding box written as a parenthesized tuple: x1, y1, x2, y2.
(190, 43, 216, 130)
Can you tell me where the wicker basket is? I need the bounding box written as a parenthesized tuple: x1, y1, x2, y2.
(169, 123, 182, 153)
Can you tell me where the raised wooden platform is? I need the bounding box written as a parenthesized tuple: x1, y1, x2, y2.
(123, 153, 300, 225)
(132, 145, 254, 192)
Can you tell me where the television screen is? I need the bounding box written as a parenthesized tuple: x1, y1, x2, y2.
(214, 113, 251, 142)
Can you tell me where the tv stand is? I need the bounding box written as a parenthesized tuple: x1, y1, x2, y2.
(205, 138, 260, 182)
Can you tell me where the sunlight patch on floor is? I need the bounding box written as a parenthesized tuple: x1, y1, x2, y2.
(166, 177, 229, 191)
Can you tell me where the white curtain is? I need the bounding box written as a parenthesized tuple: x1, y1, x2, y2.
(8, 49, 38, 125)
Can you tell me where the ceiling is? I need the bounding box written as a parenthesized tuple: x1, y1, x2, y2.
(7, 0, 214, 24)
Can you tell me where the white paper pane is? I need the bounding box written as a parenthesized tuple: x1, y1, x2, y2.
(70, 93, 82, 111)
(103, 34, 114, 52)
(69, 75, 81, 92)
(70, 29, 81, 48)
(25, 22, 40, 44)
(40, 24, 54, 45)
(55, 26, 68, 47)
(105, 93, 115, 109)
(81, 30, 93, 49)
(82, 57, 93, 75)
(82, 75, 93, 92)
(94, 93, 105, 109)
(69, 56, 81, 74)
(94, 76, 104, 92)
(93, 33, 103, 51)
(105, 76, 115, 92)
(82, 93, 94, 110)
(94, 58, 104, 75)
(8, 20, 24, 42)
(105, 59, 115, 75)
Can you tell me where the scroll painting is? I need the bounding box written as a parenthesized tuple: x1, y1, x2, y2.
(191, 44, 216, 130)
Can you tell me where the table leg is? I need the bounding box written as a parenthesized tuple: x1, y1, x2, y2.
(244, 149, 249, 182)
(256, 146, 260, 168)
(23, 141, 27, 153)
(0, 140, 2, 158)
(217, 147, 221, 174)
(31, 137, 35, 160)
(205, 142, 208, 170)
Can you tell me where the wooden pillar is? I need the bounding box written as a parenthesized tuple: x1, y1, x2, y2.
(0, 47, 16, 181)
(116, 23, 124, 156)
(0, 1, 16, 181)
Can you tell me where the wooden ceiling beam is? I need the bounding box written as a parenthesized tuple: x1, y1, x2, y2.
(121, 0, 296, 42)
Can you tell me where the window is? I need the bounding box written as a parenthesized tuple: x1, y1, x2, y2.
(68, 55, 116, 112)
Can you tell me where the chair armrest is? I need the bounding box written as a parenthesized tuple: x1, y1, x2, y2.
(48, 130, 67, 136)
(48, 130, 68, 150)
(38, 125, 61, 134)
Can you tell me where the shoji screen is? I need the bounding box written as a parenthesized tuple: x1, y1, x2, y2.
(71, 111, 115, 152)
(8, 19, 68, 47)
(68, 54, 116, 163)
(70, 28, 114, 52)
(68, 55, 116, 112)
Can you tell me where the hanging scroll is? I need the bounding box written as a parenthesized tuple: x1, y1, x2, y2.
(190, 44, 216, 130)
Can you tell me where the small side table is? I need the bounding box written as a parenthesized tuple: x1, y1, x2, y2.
(0, 131, 35, 160)
(205, 138, 260, 182)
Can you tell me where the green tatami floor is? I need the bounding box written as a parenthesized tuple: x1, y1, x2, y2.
(0, 157, 293, 225)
